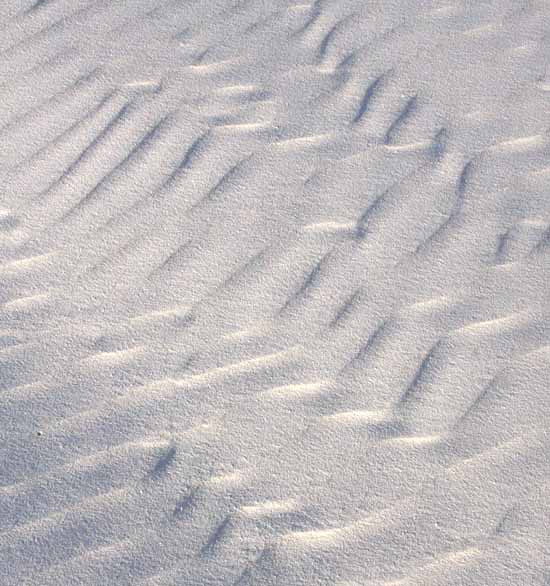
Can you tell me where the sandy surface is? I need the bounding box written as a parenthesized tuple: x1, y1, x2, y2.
(1, 1, 550, 584)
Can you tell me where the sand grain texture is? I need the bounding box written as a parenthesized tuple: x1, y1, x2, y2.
(1, 0, 550, 584)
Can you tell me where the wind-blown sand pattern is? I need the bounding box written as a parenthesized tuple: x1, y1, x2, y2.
(1, 1, 550, 584)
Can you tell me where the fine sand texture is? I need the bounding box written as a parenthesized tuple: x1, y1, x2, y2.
(1, 1, 550, 584)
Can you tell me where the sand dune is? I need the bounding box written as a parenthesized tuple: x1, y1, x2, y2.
(1, 1, 550, 584)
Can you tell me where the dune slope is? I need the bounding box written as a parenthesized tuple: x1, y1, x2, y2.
(1, 1, 550, 584)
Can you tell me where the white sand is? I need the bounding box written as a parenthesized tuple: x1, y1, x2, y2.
(1, 1, 550, 584)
